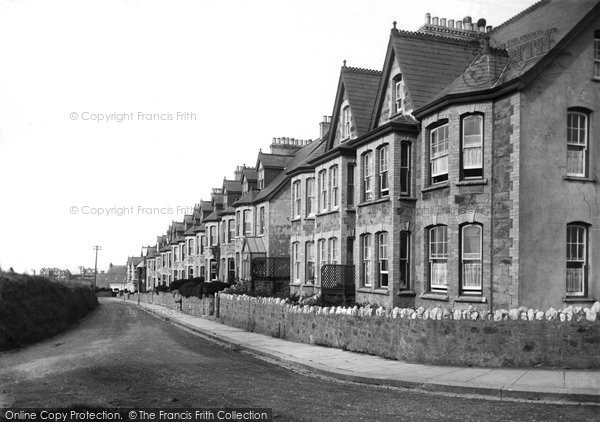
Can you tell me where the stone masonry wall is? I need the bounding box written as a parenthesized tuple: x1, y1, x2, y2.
(218, 294, 600, 369)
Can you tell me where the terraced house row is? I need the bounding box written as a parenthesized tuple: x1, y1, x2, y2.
(128, 0, 600, 310)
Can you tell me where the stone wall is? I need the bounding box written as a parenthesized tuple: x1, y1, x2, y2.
(137, 292, 214, 317)
(218, 294, 600, 369)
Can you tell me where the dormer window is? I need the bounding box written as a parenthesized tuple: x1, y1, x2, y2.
(393, 74, 404, 115)
(258, 166, 265, 189)
(594, 30, 600, 79)
(342, 106, 351, 139)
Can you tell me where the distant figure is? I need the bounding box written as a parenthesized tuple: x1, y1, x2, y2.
(9, 267, 14, 273)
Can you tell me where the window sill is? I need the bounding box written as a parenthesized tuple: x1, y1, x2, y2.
(421, 182, 450, 194)
(345, 208, 356, 213)
(398, 290, 416, 297)
(357, 197, 391, 208)
(397, 196, 417, 202)
(563, 296, 596, 303)
(455, 295, 487, 303)
(357, 287, 389, 295)
(316, 209, 340, 217)
(289, 282, 302, 287)
(420, 292, 449, 301)
(456, 178, 488, 186)
(291, 217, 302, 222)
(563, 176, 597, 183)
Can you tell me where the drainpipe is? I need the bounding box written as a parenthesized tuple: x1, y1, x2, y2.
(489, 108, 494, 314)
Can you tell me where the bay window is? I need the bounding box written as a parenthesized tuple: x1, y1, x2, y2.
(430, 124, 449, 184)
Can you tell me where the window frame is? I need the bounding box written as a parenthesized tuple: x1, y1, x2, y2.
(209, 259, 218, 281)
(306, 177, 315, 217)
(305, 241, 315, 284)
(258, 206, 265, 235)
(329, 165, 339, 209)
(399, 231, 410, 288)
(236, 211, 241, 237)
(257, 166, 265, 190)
(430, 124, 449, 184)
(428, 225, 448, 292)
(378, 145, 389, 197)
(342, 106, 351, 139)
(594, 30, 600, 80)
(328, 237, 338, 265)
(566, 223, 588, 297)
(292, 242, 300, 282)
(400, 141, 411, 196)
(377, 232, 389, 288)
(228, 219, 235, 243)
(318, 170, 328, 212)
(317, 238, 326, 285)
(363, 151, 373, 201)
(461, 114, 484, 179)
(292, 180, 301, 218)
(566, 110, 589, 178)
(392, 74, 404, 115)
(361, 233, 373, 287)
(243, 209, 252, 236)
(460, 224, 483, 294)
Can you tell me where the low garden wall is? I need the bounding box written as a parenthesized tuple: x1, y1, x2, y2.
(137, 292, 214, 317)
(218, 294, 600, 369)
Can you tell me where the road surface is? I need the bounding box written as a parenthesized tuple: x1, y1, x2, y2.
(0, 299, 597, 421)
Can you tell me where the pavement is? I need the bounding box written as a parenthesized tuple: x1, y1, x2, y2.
(119, 298, 600, 404)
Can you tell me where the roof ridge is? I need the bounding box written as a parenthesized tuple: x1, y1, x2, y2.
(393, 28, 480, 46)
(343, 66, 382, 75)
(490, 0, 549, 33)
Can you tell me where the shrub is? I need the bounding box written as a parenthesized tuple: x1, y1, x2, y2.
(0, 272, 99, 350)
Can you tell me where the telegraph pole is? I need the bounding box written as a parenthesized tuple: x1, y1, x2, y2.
(92, 245, 102, 290)
(78, 265, 85, 285)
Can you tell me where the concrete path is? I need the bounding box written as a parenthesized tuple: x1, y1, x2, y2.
(120, 298, 600, 404)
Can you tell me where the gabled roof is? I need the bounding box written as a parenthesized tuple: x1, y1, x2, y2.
(327, 66, 381, 150)
(371, 30, 480, 126)
(255, 138, 326, 202)
(242, 167, 257, 182)
(256, 152, 294, 169)
(127, 256, 143, 266)
(221, 205, 236, 216)
(199, 200, 213, 212)
(194, 223, 206, 233)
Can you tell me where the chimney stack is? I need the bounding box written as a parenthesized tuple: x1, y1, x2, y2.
(425, 13, 431, 25)
(477, 18, 486, 32)
(319, 115, 331, 139)
(233, 165, 243, 181)
(448, 19, 455, 29)
(432, 16, 439, 26)
(486, 25, 492, 33)
(440, 18, 446, 27)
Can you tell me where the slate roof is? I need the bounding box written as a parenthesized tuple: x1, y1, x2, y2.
(255, 138, 327, 202)
(389, 30, 480, 112)
(223, 179, 242, 193)
(233, 190, 259, 206)
(95, 265, 127, 288)
(242, 167, 257, 181)
(183, 225, 198, 236)
(199, 200, 213, 212)
(127, 257, 143, 266)
(257, 152, 294, 169)
(194, 223, 206, 233)
(202, 209, 221, 223)
(341, 67, 381, 136)
(221, 205, 236, 216)
(419, 0, 600, 113)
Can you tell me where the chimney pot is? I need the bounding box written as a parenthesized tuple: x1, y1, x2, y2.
(486, 25, 492, 33)
(432, 16, 439, 26)
(463, 16, 472, 24)
(448, 19, 455, 29)
(456, 20, 463, 30)
(477, 18, 486, 30)
(440, 18, 446, 27)
(425, 13, 431, 25)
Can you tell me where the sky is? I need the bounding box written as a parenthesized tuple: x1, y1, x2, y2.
(0, 0, 538, 274)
